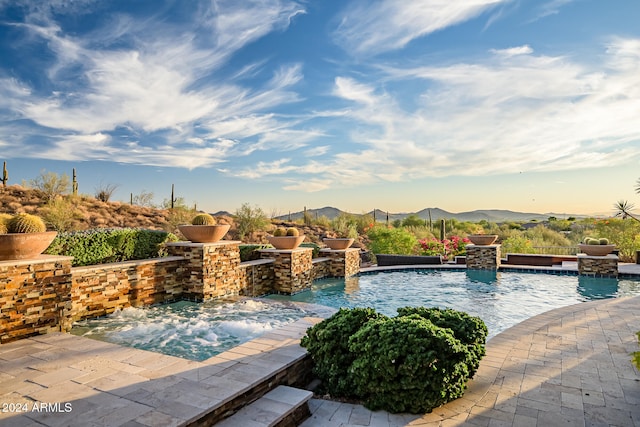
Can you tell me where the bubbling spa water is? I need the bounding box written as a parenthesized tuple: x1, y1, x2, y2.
(71, 299, 333, 361)
(72, 270, 640, 361)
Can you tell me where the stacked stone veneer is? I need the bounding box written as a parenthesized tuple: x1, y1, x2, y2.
(466, 244, 501, 270)
(167, 241, 241, 301)
(71, 257, 185, 321)
(237, 259, 276, 297)
(319, 248, 360, 278)
(260, 248, 313, 294)
(0, 256, 73, 343)
(577, 254, 618, 277)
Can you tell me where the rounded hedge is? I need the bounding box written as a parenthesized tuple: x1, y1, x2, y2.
(301, 306, 487, 414)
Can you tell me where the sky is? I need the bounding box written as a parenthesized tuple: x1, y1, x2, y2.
(1, 0, 639, 217)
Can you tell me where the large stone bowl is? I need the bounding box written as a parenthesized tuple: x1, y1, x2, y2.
(267, 235, 305, 250)
(577, 244, 615, 256)
(323, 238, 355, 250)
(0, 232, 58, 261)
(467, 234, 499, 245)
(178, 225, 230, 243)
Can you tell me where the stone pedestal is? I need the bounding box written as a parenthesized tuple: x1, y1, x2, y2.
(319, 248, 360, 277)
(0, 256, 73, 343)
(466, 244, 501, 270)
(577, 254, 618, 277)
(167, 241, 241, 301)
(260, 248, 313, 294)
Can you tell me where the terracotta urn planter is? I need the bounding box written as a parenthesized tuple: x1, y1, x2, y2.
(267, 235, 305, 250)
(467, 234, 499, 245)
(578, 244, 615, 256)
(323, 238, 355, 250)
(178, 224, 230, 243)
(0, 232, 58, 261)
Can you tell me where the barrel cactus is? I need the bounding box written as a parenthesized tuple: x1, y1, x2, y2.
(191, 213, 216, 225)
(273, 227, 287, 237)
(286, 227, 299, 237)
(598, 238, 609, 245)
(0, 213, 11, 234)
(7, 213, 47, 233)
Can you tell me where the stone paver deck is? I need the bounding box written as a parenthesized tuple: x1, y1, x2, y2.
(1, 294, 639, 426)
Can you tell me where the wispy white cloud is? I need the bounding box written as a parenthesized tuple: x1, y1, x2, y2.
(1, 0, 312, 167)
(236, 38, 640, 192)
(534, 0, 576, 20)
(333, 0, 508, 56)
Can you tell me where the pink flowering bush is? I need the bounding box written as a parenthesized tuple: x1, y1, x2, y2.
(419, 235, 470, 259)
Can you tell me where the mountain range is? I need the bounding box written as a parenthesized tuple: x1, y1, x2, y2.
(273, 207, 588, 223)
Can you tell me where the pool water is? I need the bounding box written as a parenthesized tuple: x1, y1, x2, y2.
(267, 270, 640, 338)
(72, 271, 640, 361)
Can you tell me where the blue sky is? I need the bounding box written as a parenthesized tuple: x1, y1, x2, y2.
(1, 0, 639, 216)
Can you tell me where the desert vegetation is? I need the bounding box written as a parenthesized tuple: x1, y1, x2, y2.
(2, 168, 640, 262)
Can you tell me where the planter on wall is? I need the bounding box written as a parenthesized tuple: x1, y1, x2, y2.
(323, 238, 355, 250)
(178, 224, 230, 243)
(267, 235, 305, 250)
(577, 244, 615, 257)
(0, 232, 58, 261)
(467, 234, 499, 245)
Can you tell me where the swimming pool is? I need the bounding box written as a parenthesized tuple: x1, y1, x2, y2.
(71, 270, 640, 361)
(267, 270, 640, 338)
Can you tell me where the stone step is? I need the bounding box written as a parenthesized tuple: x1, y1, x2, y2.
(215, 385, 313, 427)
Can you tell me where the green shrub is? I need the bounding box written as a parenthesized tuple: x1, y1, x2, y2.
(300, 308, 386, 397)
(301, 307, 487, 414)
(396, 306, 487, 376)
(366, 225, 418, 258)
(45, 228, 178, 266)
(348, 315, 475, 413)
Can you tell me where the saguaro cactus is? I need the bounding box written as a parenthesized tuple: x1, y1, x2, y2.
(1, 161, 7, 187)
(72, 168, 78, 195)
(440, 219, 446, 241)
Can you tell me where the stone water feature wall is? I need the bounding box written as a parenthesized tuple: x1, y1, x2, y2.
(466, 244, 501, 270)
(260, 248, 314, 294)
(577, 254, 618, 277)
(237, 259, 276, 297)
(319, 248, 360, 277)
(166, 241, 242, 300)
(0, 256, 73, 343)
(71, 257, 185, 320)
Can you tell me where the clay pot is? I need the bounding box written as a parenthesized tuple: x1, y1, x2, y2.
(577, 244, 615, 256)
(467, 234, 499, 245)
(178, 225, 230, 243)
(323, 238, 355, 250)
(267, 235, 305, 250)
(0, 232, 58, 261)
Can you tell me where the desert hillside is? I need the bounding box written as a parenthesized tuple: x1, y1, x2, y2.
(0, 185, 357, 246)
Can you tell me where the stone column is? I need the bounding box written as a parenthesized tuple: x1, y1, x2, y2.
(0, 256, 73, 343)
(167, 241, 241, 301)
(466, 244, 501, 270)
(577, 254, 618, 277)
(260, 248, 313, 294)
(319, 248, 360, 277)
